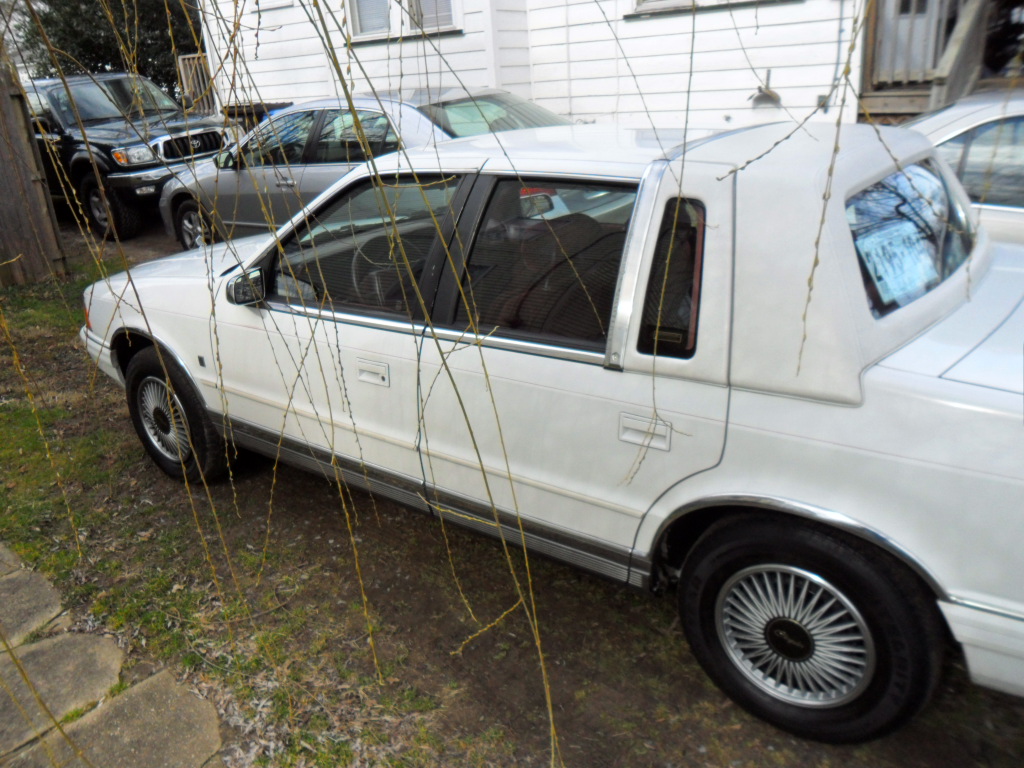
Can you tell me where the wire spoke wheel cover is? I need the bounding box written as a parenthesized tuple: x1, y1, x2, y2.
(716, 564, 875, 708)
(137, 376, 192, 463)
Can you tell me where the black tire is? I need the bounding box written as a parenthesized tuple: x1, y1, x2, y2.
(678, 515, 944, 743)
(125, 346, 227, 482)
(175, 198, 215, 250)
(79, 172, 142, 240)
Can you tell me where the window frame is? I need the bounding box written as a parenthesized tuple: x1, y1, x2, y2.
(262, 172, 471, 323)
(437, 174, 640, 354)
(351, 0, 460, 39)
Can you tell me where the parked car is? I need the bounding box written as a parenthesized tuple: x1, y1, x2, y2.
(159, 88, 571, 250)
(907, 88, 1024, 244)
(83, 123, 1024, 743)
(26, 73, 240, 239)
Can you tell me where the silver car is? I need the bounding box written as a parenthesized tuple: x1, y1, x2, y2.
(159, 89, 570, 249)
(908, 89, 1024, 245)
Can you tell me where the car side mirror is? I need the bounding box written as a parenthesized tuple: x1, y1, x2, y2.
(226, 268, 265, 305)
(215, 149, 239, 171)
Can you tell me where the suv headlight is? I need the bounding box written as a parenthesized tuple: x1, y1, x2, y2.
(111, 144, 158, 166)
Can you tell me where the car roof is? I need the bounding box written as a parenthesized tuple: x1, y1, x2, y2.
(31, 72, 145, 89)
(380, 121, 932, 183)
(907, 88, 1024, 140)
(270, 88, 535, 115)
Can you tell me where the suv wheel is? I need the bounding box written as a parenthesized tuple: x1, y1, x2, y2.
(79, 172, 142, 240)
(678, 515, 944, 743)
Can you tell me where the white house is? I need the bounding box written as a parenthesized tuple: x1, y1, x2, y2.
(196, 0, 998, 128)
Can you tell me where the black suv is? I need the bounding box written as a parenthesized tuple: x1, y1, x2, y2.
(27, 73, 237, 239)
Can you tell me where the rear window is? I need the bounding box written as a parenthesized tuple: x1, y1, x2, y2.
(846, 161, 973, 318)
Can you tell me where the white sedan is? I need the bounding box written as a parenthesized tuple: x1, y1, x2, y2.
(85, 122, 1024, 743)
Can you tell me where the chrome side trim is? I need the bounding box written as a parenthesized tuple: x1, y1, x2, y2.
(946, 596, 1024, 625)
(645, 493, 949, 599)
(216, 417, 634, 584)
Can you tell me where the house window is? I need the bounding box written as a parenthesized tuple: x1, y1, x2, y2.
(353, 0, 455, 37)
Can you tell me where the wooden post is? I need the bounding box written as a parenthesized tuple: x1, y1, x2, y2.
(0, 39, 66, 287)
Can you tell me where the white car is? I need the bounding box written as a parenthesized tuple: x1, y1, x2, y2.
(908, 88, 1024, 244)
(83, 123, 1024, 743)
(158, 89, 570, 249)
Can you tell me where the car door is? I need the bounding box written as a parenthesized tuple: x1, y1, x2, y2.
(416, 165, 731, 576)
(934, 115, 1024, 243)
(294, 109, 400, 213)
(211, 171, 469, 493)
(208, 109, 320, 238)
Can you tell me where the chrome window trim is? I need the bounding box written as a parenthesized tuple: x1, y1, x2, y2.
(263, 298, 426, 338)
(605, 158, 670, 370)
(424, 325, 606, 366)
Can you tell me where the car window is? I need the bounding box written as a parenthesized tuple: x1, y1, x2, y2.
(271, 175, 460, 317)
(241, 110, 318, 167)
(454, 179, 638, 348)
(956, 117, 1024, 208)
(846, 160, 973, 319)
(637, 199, 706, 359)
(418, 92, 571, 137)
(311, 109, 400, 163)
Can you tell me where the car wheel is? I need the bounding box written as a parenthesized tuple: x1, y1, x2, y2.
(175, 199, 215, 250)
(678, 515, 944, 743)
(79, 172, 142, 240)
(125, 347, 227, 482)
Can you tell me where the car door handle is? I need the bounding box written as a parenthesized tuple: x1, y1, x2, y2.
(357, 358, 390, 387)
(619, 413, 671, 451)
(275, 178, 297, 188)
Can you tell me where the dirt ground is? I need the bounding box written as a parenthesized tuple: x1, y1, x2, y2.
(3, 212, 1023, 767)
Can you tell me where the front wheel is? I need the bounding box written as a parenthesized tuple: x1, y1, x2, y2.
(125, 347, 226, 482)
(679, 516, 944, 743)
(78, 172, 141, 240)
(174, 198, 215, 250)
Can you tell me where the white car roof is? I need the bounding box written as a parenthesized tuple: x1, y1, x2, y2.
(907, 89, 1024, 141)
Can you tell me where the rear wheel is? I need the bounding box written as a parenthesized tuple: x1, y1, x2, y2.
(678, 516, 944, 743)
(125, 347, 226, 482)
(79, 172, 141, 240)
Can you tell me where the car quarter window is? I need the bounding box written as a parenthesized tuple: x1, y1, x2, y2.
(241, 110, 318, 167)
(846, 160, 973, 319)
(312, 110, 400, 164)
(270, 175, 461, 317)
(637, 199, 706, 359)
(453, 179, 638, 349)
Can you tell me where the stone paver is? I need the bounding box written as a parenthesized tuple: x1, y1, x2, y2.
(0, 633, 123, 758)
(0, 571, 62, 649)
(0, 545, 18, 577)
(7, 671, 222, 768)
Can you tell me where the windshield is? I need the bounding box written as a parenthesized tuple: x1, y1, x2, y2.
(418, 92, 570, 138)
(846, 160, 974, 318)
(47, 76, 181, 125)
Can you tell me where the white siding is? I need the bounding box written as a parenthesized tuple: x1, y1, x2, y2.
(201, 0, 861, 127)
(527, 0, 862, 128)
(203, 0, 505, 107)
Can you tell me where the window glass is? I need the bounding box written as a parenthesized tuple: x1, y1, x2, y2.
(272, 176, 460, 316)
(846, 161, 973, 318)
(354, 0, 389, 34)
(241, 111, 317, 167)
(455, 179, 638, 348)
(418, 0, 454, 28)
(311, 110, 399, 164)
(957, 117, 1024, 208)
(48, 77, 179, 124)
(637, 199, 705, 359)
